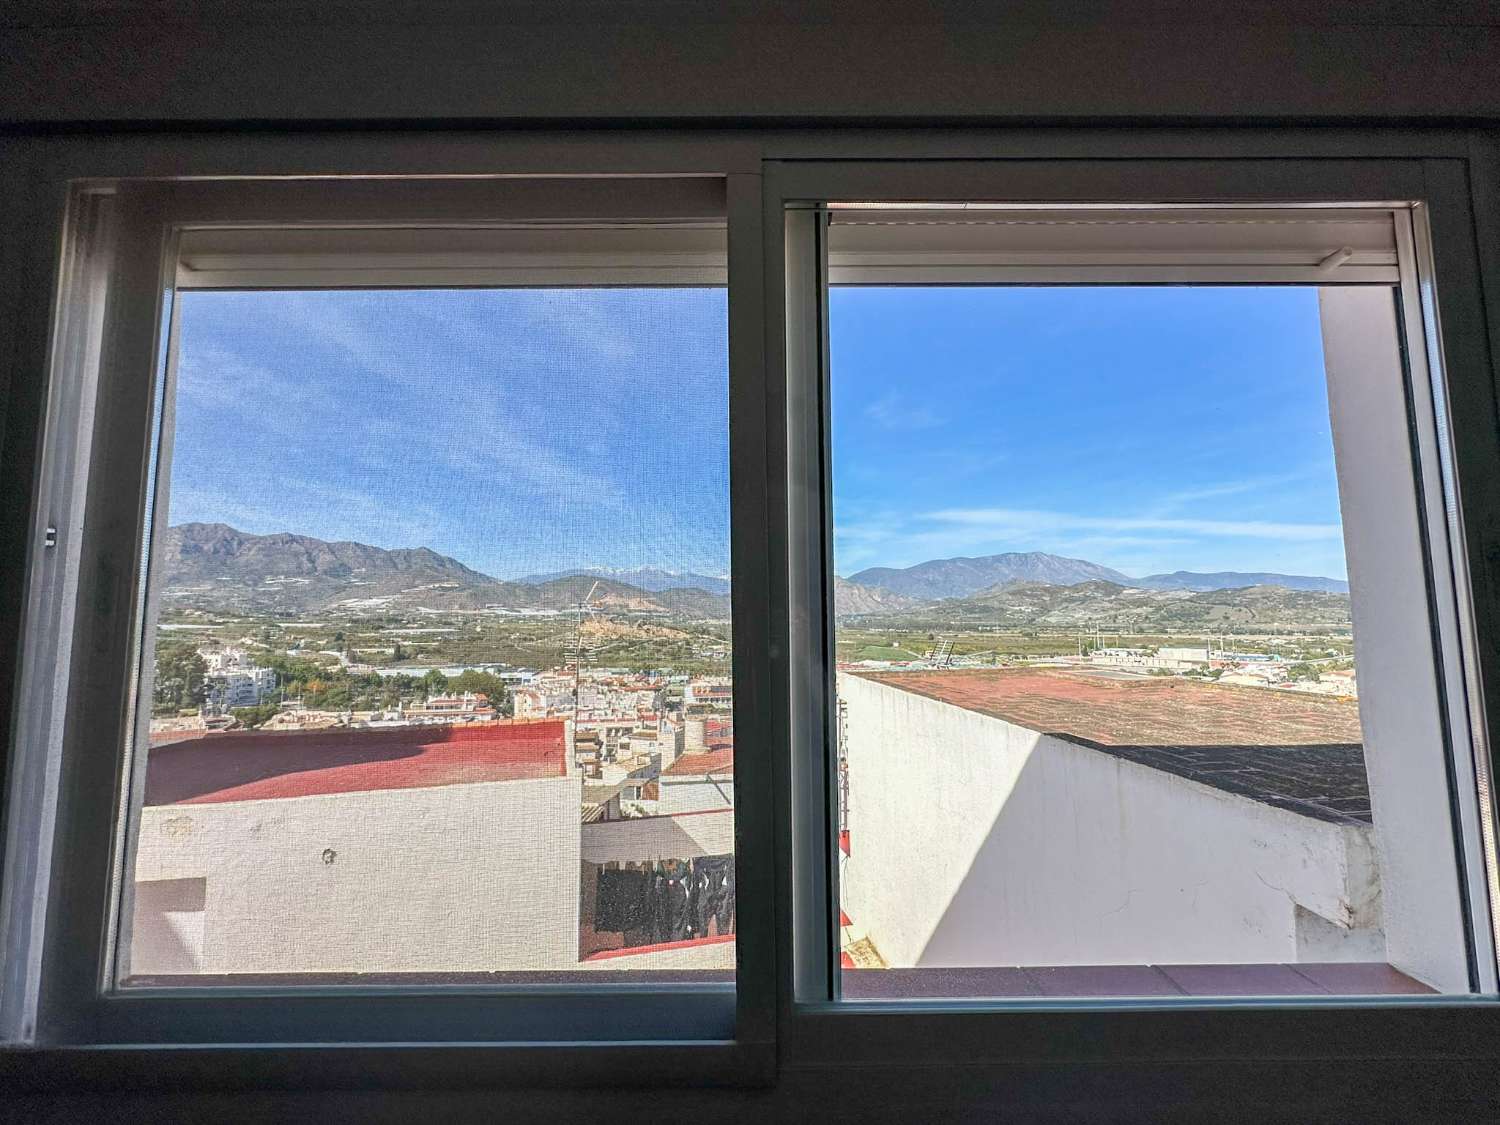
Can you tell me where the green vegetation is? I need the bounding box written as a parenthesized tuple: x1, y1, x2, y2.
(834, 626, 1355, 665)
(231, 700, 281, 727)
(152, 643, 208, 715)
(152, 604, 734, 727)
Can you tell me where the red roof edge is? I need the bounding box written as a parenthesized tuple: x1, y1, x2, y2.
(582, 933, 735, 962)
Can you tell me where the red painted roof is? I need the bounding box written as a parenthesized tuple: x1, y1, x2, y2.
(145, 720, 568, 806)
(661, 747, 734, 777)
(582, 934, 735, 962)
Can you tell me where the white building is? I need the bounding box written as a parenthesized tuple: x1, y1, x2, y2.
(204, 665, 277, 710)
(834, 670, 1438, 985)
(1155, 645, 1211, 670)
(658, 748, 734, 815)
(402, 691, 497, 722)
(128, 720, 579, 976)
(1088, 647, 1151, 670)
(512, 672, 576, 719)
(128, 719, 736, 979)
(1090, 646, 1211, 673)
(199, 646, 255, 674)
(684, 677, 733, 709)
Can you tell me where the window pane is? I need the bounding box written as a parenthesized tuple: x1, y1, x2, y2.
(828, 275, 1479, 998)
(119, 230, 736, 985)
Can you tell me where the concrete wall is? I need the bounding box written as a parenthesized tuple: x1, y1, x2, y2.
(129, 775, 581, 976)
(581, 809, 734, 866)
(1319, 286, 1477, 993)
(838, 674, 1385, 973)
(659, 775, 734, 816)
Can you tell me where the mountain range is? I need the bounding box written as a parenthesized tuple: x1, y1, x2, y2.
(846, 552, 1348, 599)
(518, 565, 731, 596)
(158, 525, 1349, 631)
(157, 524, 732, 618)
(876, 579, 1352, 630)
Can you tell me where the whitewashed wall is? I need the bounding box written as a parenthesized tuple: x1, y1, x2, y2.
(1319, 285, 1477, 993)
(659, 774, 734, 815)
(129, 775, 581, 976)
(837, 674, 1386, 973)
(581, 808, 733, 865)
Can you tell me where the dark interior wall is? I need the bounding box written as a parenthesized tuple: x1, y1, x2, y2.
(3, 0, 1500, 127)
(4, 3, 1500, 1122)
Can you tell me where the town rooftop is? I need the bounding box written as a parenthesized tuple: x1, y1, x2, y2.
(858, 668, 1371, 825)
(144, 720, 568, 806)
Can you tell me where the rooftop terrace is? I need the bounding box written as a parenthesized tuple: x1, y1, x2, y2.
(858, 668, 1371, 826)
(144, 720, 568, 806)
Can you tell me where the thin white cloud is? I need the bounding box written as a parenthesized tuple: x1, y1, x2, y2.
(864, 389, 945, 431)
(926, 507, 1342, 542)
(1147, 467, 1326, 516)
(170, 291, 732, 578)
(831, 504, 1346, 578)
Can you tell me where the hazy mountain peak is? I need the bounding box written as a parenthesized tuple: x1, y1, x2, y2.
(1134, 570, 1349, 594)
(517, 565, 730, 597)
(847, 552, 1133, 600)
(157, 524, 733, 619)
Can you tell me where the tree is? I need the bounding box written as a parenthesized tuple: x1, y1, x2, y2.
(232, 701, 280, 728)
(153, 645, 208, 713)
(450, 669, 511, 715)
(422, 668, 450, 695)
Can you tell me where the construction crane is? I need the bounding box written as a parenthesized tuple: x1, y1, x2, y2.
(924, 637, 955, 667)
(836, 696, 851, 850)
(573, 579, 603, 713)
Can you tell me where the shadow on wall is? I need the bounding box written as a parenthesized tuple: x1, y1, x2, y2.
(836, 679, 1383, 973)
(144, 731, 426, 805)
(129, 876, 207, 975)
(916, 736, 1380, 969)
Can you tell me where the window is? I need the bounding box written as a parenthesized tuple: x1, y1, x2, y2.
(4, 149, 1499, 1083)
(122, 275, 736, 985)
(786, 201, 1497, 1004)
(3, 177, 760, 1047)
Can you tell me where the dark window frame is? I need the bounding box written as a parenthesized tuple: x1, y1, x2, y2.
(0, 130, 1497, 1092)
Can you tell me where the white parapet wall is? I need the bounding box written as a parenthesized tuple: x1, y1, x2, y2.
(581, 808, 734, 866)
(129, 775, 582, 976)
(837, 673, 1385, 972)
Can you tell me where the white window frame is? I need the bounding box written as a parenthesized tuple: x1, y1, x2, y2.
(766, 157, 1500, 1069)
(0, 172, 776, 1077)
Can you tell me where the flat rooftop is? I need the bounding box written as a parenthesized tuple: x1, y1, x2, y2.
(858, 668, 1370, 826)
(662, 747, 734, 777)
(145, 720, 568, 806)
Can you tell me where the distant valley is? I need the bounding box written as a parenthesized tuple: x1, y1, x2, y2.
(158, 524, 732, 619)
(846, 551, 1348, 600)
(159, 526, 1350, 632)
(836, 552, 1350, 630)
(847, 579, 1351, 631)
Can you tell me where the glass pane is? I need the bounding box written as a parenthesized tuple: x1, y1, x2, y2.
(119, 230, 736, 985)
(828, 279, 1478, 999)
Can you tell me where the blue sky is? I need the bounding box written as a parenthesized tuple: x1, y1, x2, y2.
(168, 288, 731, 579)
(167, 284, 1347, 584)
(830, 286, 1348, 580)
